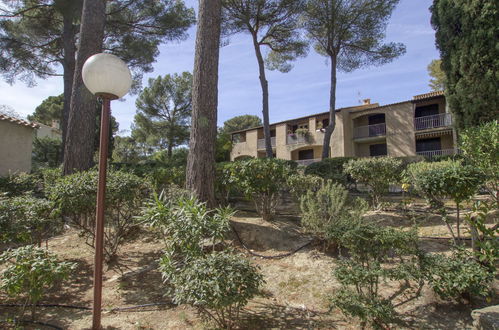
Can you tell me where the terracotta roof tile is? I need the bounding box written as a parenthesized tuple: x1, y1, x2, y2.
(0, 114, 39, 128)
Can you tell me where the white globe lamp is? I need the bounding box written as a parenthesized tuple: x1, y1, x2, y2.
(83, 53, 131, 330)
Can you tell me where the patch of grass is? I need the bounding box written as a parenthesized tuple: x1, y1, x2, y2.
(278, 275, 310, 290)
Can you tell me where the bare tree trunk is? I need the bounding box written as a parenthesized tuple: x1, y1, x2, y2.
(251, 33, 273, 158)
(61, 14, 77, 162)
(322, 54, 337, 159)
(185, 0, 221, 208)
(63, 0, 106, 175)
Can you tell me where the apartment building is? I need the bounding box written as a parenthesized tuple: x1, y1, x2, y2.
(230, 91, 457, 165)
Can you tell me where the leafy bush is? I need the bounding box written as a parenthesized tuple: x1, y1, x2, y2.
(0, 172, 41, 197)
(140, 195, 231, 258)
(32, 137, 62, 169)
(405, 160, 483, 243)
(228, 158, 296, 221)
(48, 170, 148, 261)
(0, 196, 60, 246)
(215, 162, 237, 206)
(142, 194, 263, 329)
(465, 200, 499, 271)
(162, 251, 264, 329)
(286, 173, 324, 200)
(331, 225, 423, 329)
(0, 246, 75, 320)
(299, 181, 367, 244)
(344, 157, 402, 208)
(460, 120, 499, 202)
(422, 251, 493, 301)
(304, 157, 355, 187)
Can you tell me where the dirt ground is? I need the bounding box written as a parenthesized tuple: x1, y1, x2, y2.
(0, 199, 497, 329)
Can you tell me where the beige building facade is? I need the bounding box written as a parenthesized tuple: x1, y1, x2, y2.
(0, 114, 39, 176)
(230, 91, 457, 165)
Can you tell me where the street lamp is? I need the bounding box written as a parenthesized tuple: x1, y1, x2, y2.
(82, 53, 132, 330)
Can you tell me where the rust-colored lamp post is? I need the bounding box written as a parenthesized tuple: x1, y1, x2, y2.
(82, 53, 132, 330)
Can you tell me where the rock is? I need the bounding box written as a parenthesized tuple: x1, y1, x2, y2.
(472, 305, 499, 330)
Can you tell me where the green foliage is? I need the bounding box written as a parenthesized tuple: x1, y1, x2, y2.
(27, 95, 63, 125)
(465, 201, 499, 271)
(32, 137, 62, 169)
(331, 225, 422, 329)
(220, 115, 262, 134)
(112, 136, 145, 164)
(215, 162, 238, 206)
(0, 246, 75, 320)
(0, 196, 60, 246)
(460, 121, 499, 202)
(344, 157, 402, 208)
(47, 170, 148, 261)
(228, 158, 296, 221)
(427, 59, 446, 91)
(0, 172, 41, 197)
(431, 0, 499, 129)
(422, 251, 493, 301)
(287, 173, 324, 200)
(132, 72, 192, 155)
(304, 157, 355, 187)
(300, 181, 366, 243)
(140, 195, 231, 258)
(405, 160, 484, 242)
(161, 251, 264, 329)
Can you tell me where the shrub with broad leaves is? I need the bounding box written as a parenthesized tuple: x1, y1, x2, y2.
(228, 158, 296, 221)
(304, 157, 355, 187)
(0, 246, 75, 320)
(344, 157, 402, 208)
(0, 196, 60, 246)
(47, 170, 149, 262)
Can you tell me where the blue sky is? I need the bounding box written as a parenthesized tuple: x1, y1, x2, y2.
(0, 0, 439, 135)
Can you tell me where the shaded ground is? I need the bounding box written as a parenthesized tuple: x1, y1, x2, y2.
(0, 199, 497, 329)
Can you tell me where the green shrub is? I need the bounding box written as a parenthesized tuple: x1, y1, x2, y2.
(0, 172, 41, 197)
(0, 246, 75, 320)
(344, 157, 402, 208)
(465, 200, 499, 271)
(422, 251, 493, 301)
(48, 170, 149, 261)
(299, 181, 366, 244)
(460, 120, 499, 203)
(139, 195, 231, 258)
(304, 157, 355, 187)
(0, 196, 60, 246)
(286, 173, 324, 200)
(228, 158, 296, 221)
(146, 165, 186, 192)
(32, 137, 62, 169)
(405, 160, 483, 243)
(330, 224, 423, 329)
(161, 251, 264, 329)
(215, 162, 237, 206)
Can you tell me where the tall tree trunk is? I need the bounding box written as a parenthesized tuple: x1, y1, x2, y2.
(61, 14, 77, 162)
(251, 33, 273, 158)
(322, 54, 337, 159)
(185, 0, 221, 208)
(63, 0, 106, 175)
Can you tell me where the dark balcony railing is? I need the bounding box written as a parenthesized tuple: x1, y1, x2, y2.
(416, 148, 455, 158)
(353, 123, 386, 139)
(257, 137, 276, 149)
(286, 134, 309, 145)
(414, 113, 452, 130)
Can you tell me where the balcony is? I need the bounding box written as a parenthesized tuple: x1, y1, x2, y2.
(287, 134, 310, 145)
(414, 113, 452, 131)
(353, 123, 386, 139)
(257, 137, 276, 149)
(416, 148, 455, 158)
(295, 158, 321, 166)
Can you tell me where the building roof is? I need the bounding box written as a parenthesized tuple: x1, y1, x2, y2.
(0, 114, 39, 129)
(229, 91, 446, 135)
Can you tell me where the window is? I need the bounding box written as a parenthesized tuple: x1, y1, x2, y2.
(270, 129, 276, 137)
(232, 132, 246, 143)
(368, 114, 385, 125)
(298, 149, 314, 160)
(416, 137, 441, 152)
(369, 143, 387, 157)
(415, 104, 439, 118)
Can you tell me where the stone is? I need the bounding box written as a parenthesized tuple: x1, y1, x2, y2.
(472, 305, 499, 330)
